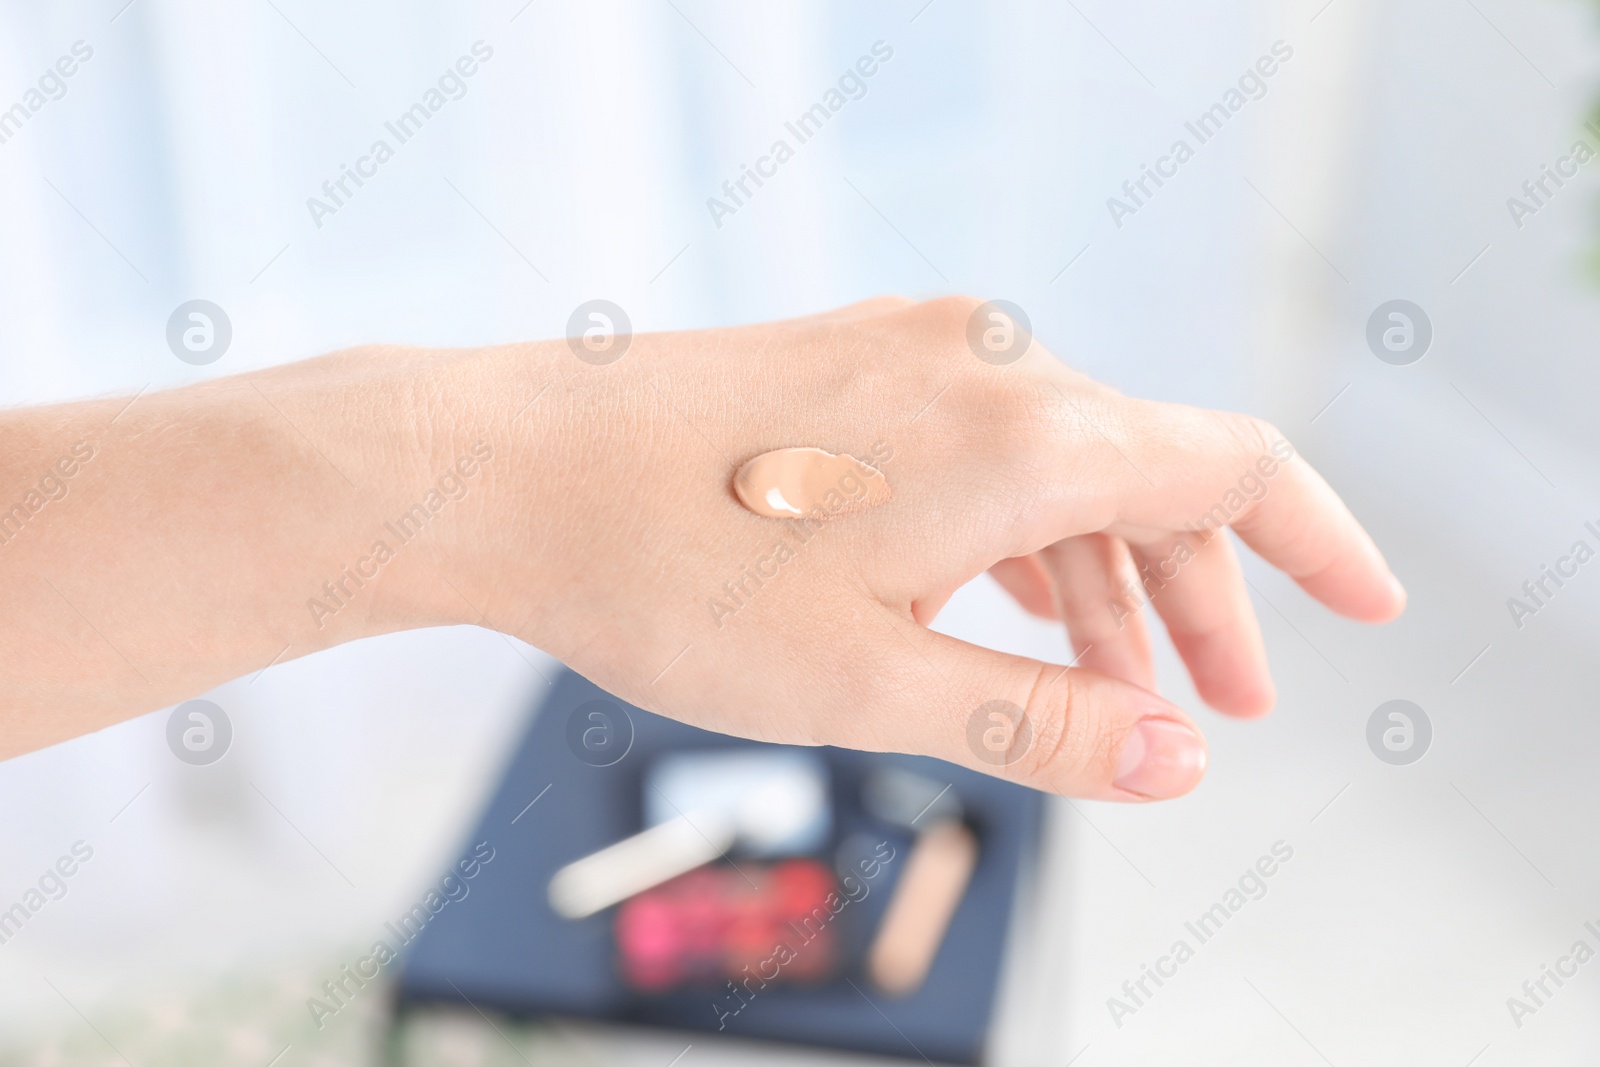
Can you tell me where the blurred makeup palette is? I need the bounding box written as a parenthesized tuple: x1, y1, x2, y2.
(394, 670, 1041, 1064)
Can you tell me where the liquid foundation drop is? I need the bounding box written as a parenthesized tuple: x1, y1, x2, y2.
(733, 447, 891, 519)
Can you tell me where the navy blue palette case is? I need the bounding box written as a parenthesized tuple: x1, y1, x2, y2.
(393, 669, 1042, 1064)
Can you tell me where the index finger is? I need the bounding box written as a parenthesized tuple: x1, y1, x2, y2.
(1062, 397, 1405, 623)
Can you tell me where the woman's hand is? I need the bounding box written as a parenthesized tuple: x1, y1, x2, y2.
(0, 296, 1403, 802)
(457, 296, 1404, 801)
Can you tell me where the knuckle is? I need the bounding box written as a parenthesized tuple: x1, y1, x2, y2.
(1223, 411, 1280, 460)
(840, 295, 916, 320)
(919, 294, 987, 325)
(1253, 417, 1288, 455)
(909, 295, 988, 349)
(1015, 664, 1118, 789)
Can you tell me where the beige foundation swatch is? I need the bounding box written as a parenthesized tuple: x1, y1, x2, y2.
(733, 447, 891, 519)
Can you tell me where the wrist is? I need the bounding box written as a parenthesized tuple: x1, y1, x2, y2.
(375, 340, 566, 643)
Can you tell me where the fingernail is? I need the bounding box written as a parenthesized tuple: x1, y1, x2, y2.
(1114, 718, 1208, 799)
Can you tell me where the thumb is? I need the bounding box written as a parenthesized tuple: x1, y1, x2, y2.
(859, 629, 1209, 802)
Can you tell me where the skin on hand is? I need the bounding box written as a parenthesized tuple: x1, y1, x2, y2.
(0, 297, 1404, 803)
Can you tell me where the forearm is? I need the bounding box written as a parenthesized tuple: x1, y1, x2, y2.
(0, 343, 542, 758)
